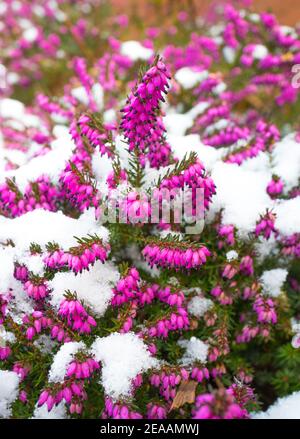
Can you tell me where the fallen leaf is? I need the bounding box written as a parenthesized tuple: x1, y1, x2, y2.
(170, 380, 198, 411)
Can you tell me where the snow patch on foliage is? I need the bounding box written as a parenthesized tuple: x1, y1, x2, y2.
(91, 332, 158, 400)
(255, 236, 279, 262)
(210, 162, 272, 235)
(274, 198, 300, 236)
(32, 401, 68, 419)
(48, 342, 85, 383)
(252, 44, 268, 59)
(0, 208, 108, 251)
(188, 295, 213, 317)
(120, 41, 153, 61)
(49, 260, 119, 315)
(226, 250, 239, 261)
(0, 370, 20, 418)
(271, 135, 300, 191)
(169, 134, 224, 170)
(179, 337, 209, 364)
(260, 269, 288, 297)
(253, 391, 300, 419)
(2, 132, 74, 191)
(174, 67, 208, 89)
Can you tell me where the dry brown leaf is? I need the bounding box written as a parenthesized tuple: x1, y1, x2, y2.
(170, 380, 198, 411)
(246, 94, 264, 109)
(281, 52, 294, 62)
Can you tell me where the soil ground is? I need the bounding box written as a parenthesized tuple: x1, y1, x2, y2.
(111, 0, 300, 26)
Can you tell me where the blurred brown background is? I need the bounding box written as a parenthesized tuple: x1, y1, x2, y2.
(112, 0, 300, 26)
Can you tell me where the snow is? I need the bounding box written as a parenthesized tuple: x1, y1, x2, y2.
(6, 278, 34, 323)
(188, 295, 213, 317)
(210, 162, 272, 235)
(48, 341, 85, 383)
(252, 44, 268, 59)
(0, 370, 20, 418)
(165, 114, 194, 137)
(32, 401, 68, 419)
(91, 332, 158, 400)
(291, 318, 300, 334)
(260, 268, 288, 297)
(0, 327, 16, 344)
(0, 208, 109, 251)
(168, 134, 224, 170)
(23, 27, 38, 42)
(255, 235, 279, 262)
(91, 152, 113, 187)
(179, 337, 209, 364)
(71, 86, 90, 105)
(120, 41, 153, 61)
(18, 253, 45, 276)
(0, 98, 25, 119)
(274, 198, 300, 236)
(49, 260, 119, 315)
(226, 250, 238, 261)
(223, 46, 236, 64)
(271, 135, 300, 191)
(2, 132, 74, 191)
(188, 101, 210, 120)
(174, 68, 208, 89)
(70, 84, 103, 110)
(103, 109, 116, 124)
(204, 118, 230, 136)
(165, 102, 210, 137)
(0, 247, 16, 292)
(92, 83, 104, 110)
(33, 335, 57, 354)
(252, 392, 300, 419)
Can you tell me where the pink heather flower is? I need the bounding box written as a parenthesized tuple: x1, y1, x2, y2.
(19, 390, 28, 404)
(147, 403, 167, 419)
(24, 280, 48, 301)
(292, 333, 300, 349)
(191, 367, 210, 383)
(177, 11, 189, 22)
(236, 325, 260, 343)
(13, 362, 30, 381)
(103, 398, 142, 419)
(58, 297, 97, 334)
(14, 264, 29, 282)
(240, 256, 254, 276)
(142, 243, 210, 270)
(211, 285, 233, 305)
(73, 57, 97, 112)
(281, 234, 300, 257)
(253, 297, 277, 324)
(193, 389, 248, 419)
(44, 238, 110, 273)
(159, 159, 216, 211)
(114, 14, 128, 28)
(106, 169, 127, 189)
(120, 191, 151, 225)
(37, 390, 50, 407)
(76, 113, 114, 157)
(0, 294, 9, 324)
(267, 176, 284, 197)
(66, 358, 100, 379)
(120, 57, 172, 168)
(26, 327, 36, 340)
(222, 263, 238, 279)
(0, 346, 11, 361)
(255, 211, 277, 240)
(218, 224, 235, 247)
(112, 267, 140, 306)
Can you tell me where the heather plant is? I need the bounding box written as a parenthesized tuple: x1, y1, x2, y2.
(0, 0, 300, 420)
